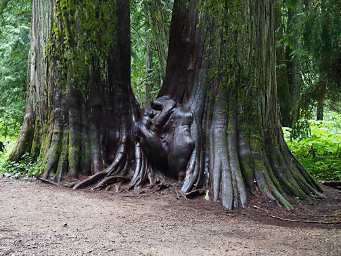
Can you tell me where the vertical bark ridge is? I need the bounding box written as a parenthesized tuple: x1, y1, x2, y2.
(12, 0, 152, 190)
(9, 0, 53, 162)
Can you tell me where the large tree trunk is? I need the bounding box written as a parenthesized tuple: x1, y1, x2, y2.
(12, 0, 171, 191)
(11, 0, 141, 187)
(13, 0, 322, 210)
(141, 0, 322, 209)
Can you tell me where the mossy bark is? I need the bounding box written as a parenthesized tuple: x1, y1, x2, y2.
(12, 0, 322, 210)
(10, 0, 53, 162)
(157, 0, 322, 209)
(11, 0, 140, 185)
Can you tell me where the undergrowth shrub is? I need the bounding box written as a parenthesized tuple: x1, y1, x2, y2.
(284, 112, 341, 181)
(0, 137, 42, 177)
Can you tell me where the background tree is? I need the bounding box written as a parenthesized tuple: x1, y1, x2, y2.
(303, 0, 341, 120)
(131, 0, 172, 104)
(275, 0, 304, 128)
(276, 0, 341, 134)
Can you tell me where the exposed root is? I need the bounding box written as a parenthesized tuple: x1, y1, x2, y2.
(73, 171, 108, 190)
(93, 175, 129, 190)
(37, 176, 60, 186)
(129, 142, 148, 188)
(73, 140, 172, 192)
(175, 187, 188, 200)
(177, 187, 206, 200)
(181, 148, 197, 193)
(73, 141, 128, 190)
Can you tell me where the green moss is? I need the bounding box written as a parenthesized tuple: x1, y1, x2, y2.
(56, 130, 69, 176)
(30, 120, 42, 159)
(68, 129, 81, 175)
(80, 136, 91, 174)
(46, 0, 118, 93)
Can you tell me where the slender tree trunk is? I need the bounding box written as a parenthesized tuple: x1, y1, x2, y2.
(316, 100, 324, 120)
(275, 1, 291, 127)
(316, 83, 326, 121)
(316, 0, 331, 122)
(286, 0, 302, 126)
(144, 40, 153, 104)
(276, 0, 302, 127)
(143, 8, 154, 105)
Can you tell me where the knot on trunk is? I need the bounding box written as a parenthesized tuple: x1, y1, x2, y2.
(137, 95, 195, 179)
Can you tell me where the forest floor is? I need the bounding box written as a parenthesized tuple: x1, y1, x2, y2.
(0, 177, 341, 256)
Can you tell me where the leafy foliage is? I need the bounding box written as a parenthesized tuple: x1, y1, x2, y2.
(0, 125, 46, 175)
(284, 112, 341, 181)
(0, 135, 42, 176)
(0, 0, 31, 137)
(276, 0, 341, 128)
(0, 152, 43, 177)
(131, 0, 172, 104)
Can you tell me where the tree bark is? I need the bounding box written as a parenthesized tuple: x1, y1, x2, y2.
(11, 0, 141, 187)
(316, 90, 325, 121)
(9, 0, 53, 162)
(146, 0, 322, 209)
(12, 0, 322, 210)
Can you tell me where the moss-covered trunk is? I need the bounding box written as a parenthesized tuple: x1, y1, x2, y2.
(11, 0, 172, 191)
(11, 0, 140, 184)
(12, 0, 322, 210)
(10, 0, 53, 162)
(151, 0, 322, 209)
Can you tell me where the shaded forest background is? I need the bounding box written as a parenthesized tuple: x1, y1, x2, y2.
(0, 0, 340, 182)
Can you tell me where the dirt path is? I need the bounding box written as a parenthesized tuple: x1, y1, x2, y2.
(0, 178, 340, 256)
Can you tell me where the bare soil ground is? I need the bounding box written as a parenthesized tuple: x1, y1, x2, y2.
(0, 177, 341, 256)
